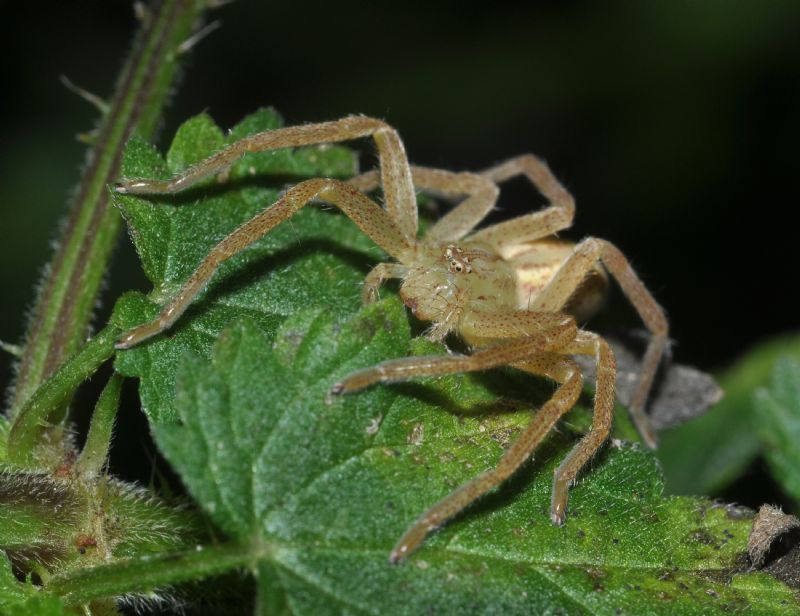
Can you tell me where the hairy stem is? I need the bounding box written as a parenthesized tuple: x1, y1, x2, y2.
(48, 542, 254, 606)
(7, 326, 117, 467)
(9, 0, 208, 421)
(76, 373, 123, 477)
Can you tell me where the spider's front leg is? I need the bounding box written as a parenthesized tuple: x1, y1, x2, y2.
(114, 116, 440, 349)
(117, 116, 420, 240)
(115, 180, 413, 348)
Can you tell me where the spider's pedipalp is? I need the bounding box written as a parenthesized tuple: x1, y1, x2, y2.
(362, 262, 408, 305)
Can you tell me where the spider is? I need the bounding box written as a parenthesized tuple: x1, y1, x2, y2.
(115, 116, 668, 563)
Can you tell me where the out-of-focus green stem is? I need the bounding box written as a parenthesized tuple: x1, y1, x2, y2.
(9, 0, 208, 422)
(76, 373, 123, 477)
(7, 326, 117, 467)
(49, 542, 254, 606)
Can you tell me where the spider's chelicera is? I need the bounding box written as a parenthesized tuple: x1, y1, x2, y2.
(115, 116, 668, 563)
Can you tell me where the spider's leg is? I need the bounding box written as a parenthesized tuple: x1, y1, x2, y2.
(346, 169, 382, 192)
(550, 331, 616, 525)
(117, 116, 419, 240)
(530, 237, 668, 448)
(390, 354, 583, 563)
(330, 310, 576, 395)
(116, 179, 413, 349)
(350, 166, 500, 242)
(467, 154, 575, 250)
(413, 168, 498, 242)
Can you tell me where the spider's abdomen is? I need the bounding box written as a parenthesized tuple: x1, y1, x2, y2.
(501, 238, 609, 321)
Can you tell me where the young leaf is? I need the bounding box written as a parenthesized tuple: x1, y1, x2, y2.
(755, 358, 800, 504)
(657, 335, 800, 496)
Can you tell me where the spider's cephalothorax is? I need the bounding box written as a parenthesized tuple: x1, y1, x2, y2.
(400, 242, 517, 342)
(115, 115, 668, 563)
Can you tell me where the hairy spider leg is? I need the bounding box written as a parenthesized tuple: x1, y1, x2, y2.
(550, 330, 616, 524)
(390, 354, 583, 563)
(527, 238, 668, 447)
(353, 154, 575, 246)
(468, 154, 576, 249)
(331, 310, 576, 395)
(116, 116, 420, 239)
(350, 166, 500, 243)
(115, 179, 412, 348)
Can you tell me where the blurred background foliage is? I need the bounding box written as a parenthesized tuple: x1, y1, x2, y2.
(1, 1, 799, 508)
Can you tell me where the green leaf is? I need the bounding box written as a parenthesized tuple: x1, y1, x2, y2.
(754, 358, 800, 504)
(657, 334, 800, 495)
(1, 554, 65, 615)
(113, 108, 367, 423)
(152, 310, 795, 614)
(0, 416, 10, 465)
(1, 553, 35, 608)
(114, 111, 797, 613)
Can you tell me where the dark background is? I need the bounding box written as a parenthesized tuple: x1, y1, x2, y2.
(1, 2, 798, 481)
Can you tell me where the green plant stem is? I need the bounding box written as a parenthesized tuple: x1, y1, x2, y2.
(76, 373, 123, 477)
(7, 326, 117, 467)
(48, 542, 254, 606)
(10, 0, 208, 420)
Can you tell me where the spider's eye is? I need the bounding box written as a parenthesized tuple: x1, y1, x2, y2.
(447, 259, 471, 274)
(444, 245, 472, 274)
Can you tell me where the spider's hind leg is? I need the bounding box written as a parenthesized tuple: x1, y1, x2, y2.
(467, 154, 576, 249)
